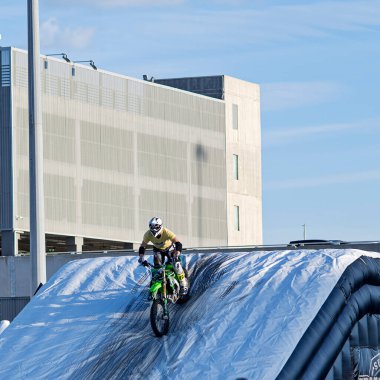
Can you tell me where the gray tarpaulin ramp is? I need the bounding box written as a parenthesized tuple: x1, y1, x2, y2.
(0, 249, 379, 379)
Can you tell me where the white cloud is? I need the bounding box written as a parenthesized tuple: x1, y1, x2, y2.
(260, 81, 343, 112)
(266, 170, 380, 190)
(263, 122, 353, 145)
(46, 0, 184, 7)
(263, 118, 380, 145)
(41, 1, 380, 51)
(40, 18, 95, 50)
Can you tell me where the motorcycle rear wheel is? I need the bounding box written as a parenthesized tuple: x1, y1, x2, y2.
(150, 300, 170, 337)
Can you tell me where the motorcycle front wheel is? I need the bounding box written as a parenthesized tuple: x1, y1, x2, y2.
(150, 300, 170, 337)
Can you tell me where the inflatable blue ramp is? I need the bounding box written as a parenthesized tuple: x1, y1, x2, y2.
(0, 249, 379, 379)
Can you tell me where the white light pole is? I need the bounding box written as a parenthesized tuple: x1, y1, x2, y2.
(302, 224, 307, 240)
(27, 0, 46, 297)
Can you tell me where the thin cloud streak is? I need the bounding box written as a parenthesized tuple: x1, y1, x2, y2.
(43, 1, 380, 43)
(266, 170, 380, 190)
(45, 0, 184, 8)
(251, 1, 380, 37)
(261, 81, 344, 112)
(147, 1, 380, 45)
(37, 0, 380, 66)
(263, 118, 380, 145)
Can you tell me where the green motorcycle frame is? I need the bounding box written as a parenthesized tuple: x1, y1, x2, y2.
(143, 261, 182, 337)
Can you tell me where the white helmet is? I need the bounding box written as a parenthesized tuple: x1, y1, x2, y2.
(149, 217, 163, 237)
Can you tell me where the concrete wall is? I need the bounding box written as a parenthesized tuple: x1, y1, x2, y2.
(224, 76, 262, 245)
(155, 75, 263, 246)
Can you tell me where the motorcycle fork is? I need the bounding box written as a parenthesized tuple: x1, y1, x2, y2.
(162, 269, 169, 317)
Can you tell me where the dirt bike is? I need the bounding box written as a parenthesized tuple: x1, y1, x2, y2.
(142, 260, 189, 337)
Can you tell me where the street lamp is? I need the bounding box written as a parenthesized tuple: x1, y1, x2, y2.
(143, 75, 155, 82)
(46, 53, 71, 62)
(73, 60, 97, 70)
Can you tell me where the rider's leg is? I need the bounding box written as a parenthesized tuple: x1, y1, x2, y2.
(159, 249, 188, 295)
(153, 249, 164, 267)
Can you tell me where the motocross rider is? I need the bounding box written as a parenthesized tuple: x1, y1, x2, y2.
(138, 217, 189, 295)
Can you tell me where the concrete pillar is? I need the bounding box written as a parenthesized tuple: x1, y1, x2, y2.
(2, 231, 20, 256)
(66, 236, 83, 253)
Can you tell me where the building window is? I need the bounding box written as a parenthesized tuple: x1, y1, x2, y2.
(233, 154, 239, 180)
(233, 205, 240, 231)
(232, 104, 238, 130)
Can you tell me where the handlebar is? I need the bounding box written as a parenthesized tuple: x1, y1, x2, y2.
(142, 260, 153, 268)
(141, 260, 178, 269)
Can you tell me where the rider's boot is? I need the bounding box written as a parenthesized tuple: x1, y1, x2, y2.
(179, 278, 189, 296)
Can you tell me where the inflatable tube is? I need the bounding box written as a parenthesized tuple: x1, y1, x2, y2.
(278, 257, 380, 380)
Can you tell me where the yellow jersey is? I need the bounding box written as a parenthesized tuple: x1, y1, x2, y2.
(143, 227, 176, 250)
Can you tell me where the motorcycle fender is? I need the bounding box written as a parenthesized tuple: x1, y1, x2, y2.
(150, 282, 162, 294)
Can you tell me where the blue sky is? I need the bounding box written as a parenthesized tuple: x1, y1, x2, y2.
(1, 0, 380, 244)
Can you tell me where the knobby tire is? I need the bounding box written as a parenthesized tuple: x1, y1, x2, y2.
(150, 300, 170, 337)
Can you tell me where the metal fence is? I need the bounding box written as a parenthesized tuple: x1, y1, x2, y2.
(0, 297, 30, 321)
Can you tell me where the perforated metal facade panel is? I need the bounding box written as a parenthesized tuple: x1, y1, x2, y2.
(0, 47, 14, 231)
(9, 48, 228, 247)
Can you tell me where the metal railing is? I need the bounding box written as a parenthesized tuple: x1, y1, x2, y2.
(0, 297, 30, 321)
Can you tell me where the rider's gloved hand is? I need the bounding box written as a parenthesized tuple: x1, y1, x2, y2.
(172, 250, 180, 262)
(138, 254, 145, 264)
